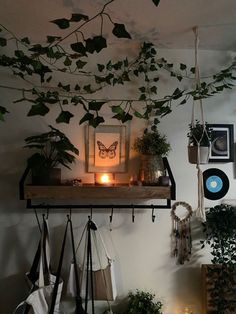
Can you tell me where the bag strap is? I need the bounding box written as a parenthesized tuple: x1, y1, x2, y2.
(68, 216, 86, 314)
(85, 219, 95, 314)
(49, 218, 69, 314)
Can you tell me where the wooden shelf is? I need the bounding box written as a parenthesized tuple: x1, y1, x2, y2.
(24, 185, 171, 200)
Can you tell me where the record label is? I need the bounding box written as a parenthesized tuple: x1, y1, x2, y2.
(203, 168, 229, 200)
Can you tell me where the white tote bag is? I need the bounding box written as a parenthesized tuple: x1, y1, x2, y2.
(67, 220, 117, 302)
(14, 216, 64, 314)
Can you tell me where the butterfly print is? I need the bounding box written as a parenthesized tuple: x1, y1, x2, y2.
(97, 140, 118, 159)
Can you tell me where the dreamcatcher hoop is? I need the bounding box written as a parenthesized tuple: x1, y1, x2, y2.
(171, 201, 193, 265)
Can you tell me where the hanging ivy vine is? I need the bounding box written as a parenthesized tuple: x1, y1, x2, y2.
(0, 0, 236, 127)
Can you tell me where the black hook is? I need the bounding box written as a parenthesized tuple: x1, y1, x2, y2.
(151, 204, 156, 223)
(132, 205, 135, 223)
(88, 207, 93, 220)
(46, 208, 49, 219)
(68, 208, 72, 220)
(109, 207, 114, 223)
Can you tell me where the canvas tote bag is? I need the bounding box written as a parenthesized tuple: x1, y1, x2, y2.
(68, 219, 117, 302)
(14, 215, 64, 314)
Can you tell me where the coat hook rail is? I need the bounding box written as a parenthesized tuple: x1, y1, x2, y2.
(26, 199, 171, 210)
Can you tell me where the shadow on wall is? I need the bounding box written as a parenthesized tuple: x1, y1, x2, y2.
(170, 216, 205, 313)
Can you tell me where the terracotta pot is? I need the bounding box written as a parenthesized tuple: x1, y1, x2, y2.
(139, 155, 164, 185)
(188, 145, 210, 164)
(32, 168, 61, 185)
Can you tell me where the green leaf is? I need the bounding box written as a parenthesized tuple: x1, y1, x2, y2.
(139, 87, 146, 93)
(47, 35, 61, 43)
(70, 13, 89, 22)
(0, 106, 8, 121)
(97, 64, 105, 72)
(51, 18, 70, 29)
(134, 111, 143, 118)
(121, 112, 133, 123)
(85, 36, 107, 53)
(179, 99, 187, 105)
(112, 23, 132, 39)
(21, 37, 30, 44)
(89, 116, 105, 128)
(180, 63, 187, 70)
(111, 105, 124, 114)
(70, 42, 86, 55)
(0, 37, 7, 47)
(150, 86, 157, 94)
(139, 94, 146, 101)
(79, 112, 94, 125)
(64, 56, 72, 66)
(56, 111, 74, 123)
(27, 103, 49, 116)
(62, 99, 69, 105)
(76, 59, 87, 69)
(58, 82, 70, 92)
(152, 0, 161, 6)
(88, 101, 105, 111)
(83, 84, 92, 93)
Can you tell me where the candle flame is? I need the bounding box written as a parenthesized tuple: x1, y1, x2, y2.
(101, 174, 110, 183)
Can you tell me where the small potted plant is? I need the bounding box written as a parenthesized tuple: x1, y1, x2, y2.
(187, 120, 212, 164)
(123, 289, 163, 314)
(133, 128, 171, 185)
(24, 125, 79, 185)
(201, 204, 236, 313)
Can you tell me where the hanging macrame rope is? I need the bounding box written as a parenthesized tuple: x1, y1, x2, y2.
(191, 26, 210, 222)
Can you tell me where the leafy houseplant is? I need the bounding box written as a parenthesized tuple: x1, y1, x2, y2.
(201, 204, 236, 313)
(187, 120, 212, 164)
(133, 129, 171, 185)
(24, 125, 79, 185)
(124, 290, 163, 314)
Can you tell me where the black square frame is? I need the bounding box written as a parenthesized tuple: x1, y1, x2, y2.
(208, 124, 234, 162)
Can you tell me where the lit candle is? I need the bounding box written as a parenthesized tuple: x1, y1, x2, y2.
(95, 173, 114, 186)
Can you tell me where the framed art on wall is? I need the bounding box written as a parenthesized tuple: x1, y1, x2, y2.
(208, 124, 234, 162)
(86, 125, 129, 172)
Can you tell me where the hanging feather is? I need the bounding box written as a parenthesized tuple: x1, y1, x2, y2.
(171, 202, 193, 265)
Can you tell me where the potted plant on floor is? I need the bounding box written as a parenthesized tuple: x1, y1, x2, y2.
(24, 125, 79, 185)
(201, 204, 236, 313)
(187, 120, 212, 164)
(123, 289, 163, 314)
(133, 128, 171, 185)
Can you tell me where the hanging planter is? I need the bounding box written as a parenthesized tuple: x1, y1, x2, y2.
(187, 120, 212, 164)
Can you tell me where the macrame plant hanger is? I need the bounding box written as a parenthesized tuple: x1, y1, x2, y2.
(190, 26, 210, 222)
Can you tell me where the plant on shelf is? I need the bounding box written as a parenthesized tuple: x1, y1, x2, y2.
(123, 289, 163, 314)
(133, 128, 171, 185)
(187, 120, 212, 164)
(201, 204, 236, 313)
(24, 125, 79, 185)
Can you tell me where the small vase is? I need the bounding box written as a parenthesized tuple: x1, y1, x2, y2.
(139, 155, 164, 185)
(188, 145, 210, 164)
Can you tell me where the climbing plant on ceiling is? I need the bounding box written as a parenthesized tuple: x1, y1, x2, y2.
(0, 0, 236, 127)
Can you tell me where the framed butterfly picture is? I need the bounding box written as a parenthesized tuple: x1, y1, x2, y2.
(86, 125, 128, 172)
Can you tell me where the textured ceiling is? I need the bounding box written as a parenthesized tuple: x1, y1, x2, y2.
(0, 0, 236, 50)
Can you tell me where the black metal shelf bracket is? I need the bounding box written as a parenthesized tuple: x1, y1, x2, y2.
(20, 157, 176, 211)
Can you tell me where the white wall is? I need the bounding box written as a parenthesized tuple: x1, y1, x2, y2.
(0, 42, 236, 314)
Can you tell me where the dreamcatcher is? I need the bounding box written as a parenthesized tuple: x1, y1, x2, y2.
(171, 201, 193, 265)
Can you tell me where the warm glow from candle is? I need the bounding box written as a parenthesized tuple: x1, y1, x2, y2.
(95, 173, 114, 186)
(101, 174, 110, 183)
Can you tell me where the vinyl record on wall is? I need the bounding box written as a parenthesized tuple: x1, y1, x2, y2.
(203, 168, 229, 200)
